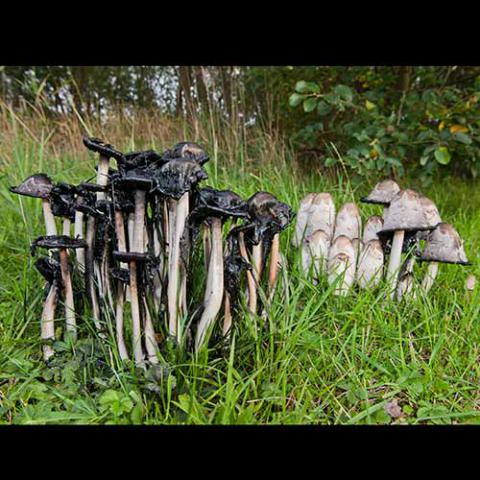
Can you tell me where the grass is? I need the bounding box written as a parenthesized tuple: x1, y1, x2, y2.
(0, 107, 479, 425)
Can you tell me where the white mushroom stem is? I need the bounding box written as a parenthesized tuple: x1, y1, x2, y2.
(114, 283, 128, 361)
(203, 221, 212, 271)
(130, 189, 146, 367)
(42, 199, 57, 236)
(267, 233, 281, 302)
(167, 193, 189, 342)
(59, 248, 76, 340)
(421, 262, 439, 294)
(74, 210, 85, 272)
(96, 154, 109, 200)
(41, 283, 58, 361)
(85, 215, 102, 331)
(223, 291, 232, 337)
(142, 296, 159, 364)
(239, 232, 257, 315)
(62, 218, 71, 236)
(195, 217, 224, 350)
(386, 230, 405, 298)
(247, 241, 263, 313)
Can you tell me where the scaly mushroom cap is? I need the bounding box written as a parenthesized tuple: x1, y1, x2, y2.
(327, 235, 356, 294)
(305, 192, 336, 240)
(162, 142, 209, 165)
(333, 202, 361, 241)
(362, 215, 384, 243)
(31, 235, 87, 255)
(153, 158, 208, 199)
(380, 189, 441, 234)
(356, 239, 384, 289)
(247, 192, 295, 242)
(302, 229, 330, 275)
(82, 136, 125, 162)
(361, 179, 401, 205)
(35, 256, 62, 286)
(293, 193, 316, 246)
(328, 235, 356, 262)
(50, 183, 78, 220)
(418, 223, 470, 265)
(9, 173, 54, 199)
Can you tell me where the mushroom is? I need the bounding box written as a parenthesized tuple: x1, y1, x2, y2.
(31, 235, 86, 340)
(362, 215, 384, 243)
(356, 239, 384, 289)
(327, 235, 356, 296)
(379, 189, 442, 297)
(189, 187, 248, 350)
(305, 193, 336, 240)
(293, 193, 316, 247)
(395, 257, 416, 301)
(153, 157, 208, 342)
(34, 256, 62, 360)
(10, 173, 57, 237)
(301, 229, 330, 282)
(333, 202, 362, 242)
(360, 179, 401, 218)
(162, 141, 210, 166)
(417, 222, 470, 294)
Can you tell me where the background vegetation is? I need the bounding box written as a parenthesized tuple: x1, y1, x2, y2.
(0, 66, 479, 424)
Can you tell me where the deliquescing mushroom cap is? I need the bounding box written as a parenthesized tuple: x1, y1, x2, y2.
(162, 142, 210, 166)
(379, 189, 441, 234)
(9, 173, 54, 200)
(248, 192, 295, 231)
(418, 222, 470, 265)
(83, 136, 125, 162)
(361, 179, 401, 205)
(35, 256, 62, 285)
(31, 235, 87, 254)
(194, 187, 249, 220)
(112, 251, 151, 263)
(153, 158, 208, 199)
(113, 168, 154, 192)
(50, 182, 78, 219)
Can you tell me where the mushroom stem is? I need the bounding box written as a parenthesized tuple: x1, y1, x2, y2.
(42, 199, 57, 236)
(222, 291, 232, 337)
(41, 283, 58, 361)
(74, 210, 85, 272)
(267, 233, 280, 302)
(167, 193, 189, 342)
(386, 229, 405, 298)
(85, 215, 102, 331)
(59, 248, 76, 340)
(195, 217, 224, 350)
(421, 261, 439, 294)
(96, 155, 109, 200)
(114, 283, 129, 361)
(248, 241, 263, 313)
(202, 221, 212, 271)
(62, 218, 71, 237)
(239, 232, 257, 314)
(142, 296, 159, 364)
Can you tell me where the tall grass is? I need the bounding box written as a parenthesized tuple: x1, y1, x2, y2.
(0, 102, 479, 425)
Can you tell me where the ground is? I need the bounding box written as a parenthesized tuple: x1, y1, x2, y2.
(0, 130, 479, 425)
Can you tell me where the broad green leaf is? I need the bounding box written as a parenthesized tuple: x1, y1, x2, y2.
(295, 81, 310, 93)
(454, 132, 472, 144)
(334, 84, 354, 102)
(289, 93, 304, 107)
(317, 100, 331, 116)
(303, 97, 318, 112)
(434, 146, 451, 165)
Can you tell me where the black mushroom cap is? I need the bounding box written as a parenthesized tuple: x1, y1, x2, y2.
(35, 256, 62, 286)
(416, 222, 471, 265)
(247, 192, 295, 243)
(193, 187, 249, 221)
(152, 158, 208, 199)
(162, 142, 209, 166)
(113, 168, 153, 192)
(82, 136, 125, 162)
(120, 150, 165, 172)
(110, 185, 135, 213)
(112, 251, 151, 263)
(78, 182, 108, 193)
(110, 267, 130, 284)
(31, 235, 87, 255)
(49, 182, 78, 220)
(9, 173, 54, 199)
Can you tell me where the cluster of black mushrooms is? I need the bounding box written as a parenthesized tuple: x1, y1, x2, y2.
(10, 138, 294, 365)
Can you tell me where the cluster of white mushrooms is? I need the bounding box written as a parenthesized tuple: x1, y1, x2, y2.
(10, 138, 294, 365)
(295, 180, 471, 298)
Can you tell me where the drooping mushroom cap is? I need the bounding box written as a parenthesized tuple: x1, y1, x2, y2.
(50, 183, 78, 219)
(193, 187, 248, 221)
(306, 193, 336, 240)
(333, 202, 361, 241)
(418, 223, 470, 265)
(35, 256, 62, 286)
(83, 137, 125, 162)
(9, 173, 54, 199)
(380, 189, 441, 234)
(114, 168, 153, 192)
(361, 179, 401, 205)
(153, 158, 208, 199)
(162, 142, 209, 165)
(248, 192, 295, 237)
(31, 235, 87, 255)
(362, 215, 384, 243)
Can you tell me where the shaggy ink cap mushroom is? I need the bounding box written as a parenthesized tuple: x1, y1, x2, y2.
(379, 189, 442, 235)
(31, 235, 87, 255)
(113, 167, 153, 192)
(162, 142, 209, 165)
(35, 256, 62, 286)
(193, 187, 249, 221)
(153, 158, 208, 199)
(10, 173, 54, 199)
(82, 136, 125, 163)
(418, 223, 470, 265)
(361, 179, 401, 205)
(50, 183, 78, 220)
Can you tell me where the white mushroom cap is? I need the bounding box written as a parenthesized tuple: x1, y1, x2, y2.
(327, 235, 356, 296)
(305, 192, 336, 240)
(356, 239, 384, 289)
(293, 193, 316, 247)
(333, 202, 361, 241)
(380, 189, 441, 234)
(362, 215, 384, 243)
(419, 223, 470, 265)
(302, 229, 330, 281)
(361, 179, 401, 205)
